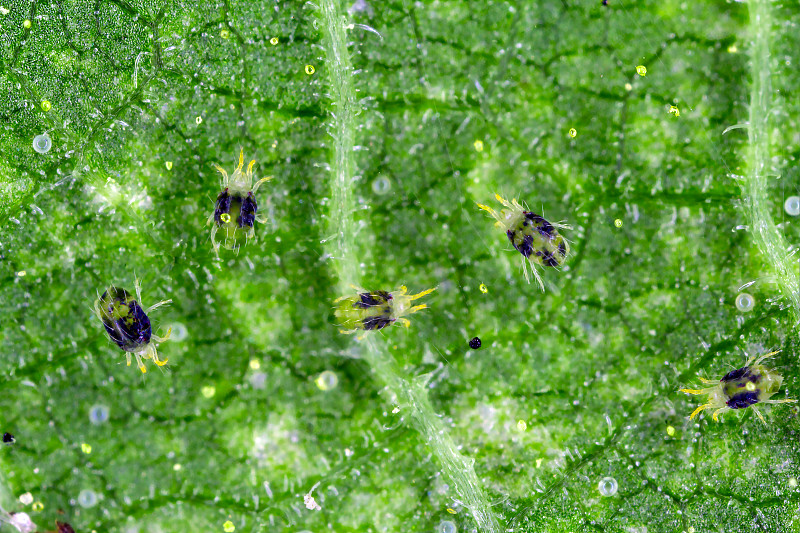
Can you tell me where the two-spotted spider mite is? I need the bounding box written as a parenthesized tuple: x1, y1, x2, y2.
(477, 194, 571, 290)
(680, 351, 796, 423)
(93, 278, 171, 373)
(209, 149, 272, 256)
(334, 285, 436, 335)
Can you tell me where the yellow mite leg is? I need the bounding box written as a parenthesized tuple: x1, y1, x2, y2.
(679, 387, 716, 395)
(751, 350, 780, 367)
(764, 398, 797, 404)
(146, 299, 172, 313)
(396, 318, 411, 328)
(213, 164, 229, 183)
(494, 193, 512, 209)
(688, 403, 711, 420)
(134, 353, 147, 373)
(151, 346, 168, 367)
(751, 406, 766, 424)
(408, 288, 436, 300)
(125, 353, 132, 367)
(252, 176, 272, 194)
(408, 304, 428, 314)
(711, 407, 729, 422)
(338, 329, 357, 335)
(153, 326, 172, 343)
(698, 377, 717, 384)
(236, 148, 244, 171)
(476, 203, 498, 217)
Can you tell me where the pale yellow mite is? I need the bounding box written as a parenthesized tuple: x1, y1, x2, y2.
(209, 149, 272, 256)
(334, 285, 435, 336)
(680, 351, 796, 424)
(477, 194, 571, 290)
(93, 277, 172, 373)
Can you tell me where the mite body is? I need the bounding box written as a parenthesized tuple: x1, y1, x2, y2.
(478, 194, 571, 290)
(334, 286, 435, 334)
(680, 351, 796, 423)
(209, 149, 271, 255)
(93, 278, 171, 373)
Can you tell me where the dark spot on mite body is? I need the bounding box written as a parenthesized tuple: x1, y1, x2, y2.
(525, 212, 554, 238)
(727, 390, 761, 409)
(722, 365, 762, 385)
(362, 315, 393, 330)
(2, 432, 14, 444)
(541, 250, 559, 267)
(508, 230, 535, 257)
(722, 366, 750, 382)
(214, 189, 232, 225)
(558, 241, 567, 257)
(100, 289, 152, 352)
(355, 291, 391, 309)
(239, 192, 257, 228)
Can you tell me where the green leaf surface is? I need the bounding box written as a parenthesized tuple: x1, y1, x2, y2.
(2, 0, 800, 531)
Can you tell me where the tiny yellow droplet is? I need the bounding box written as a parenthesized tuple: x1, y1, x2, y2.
(23, 19, 31, 29)
(41, 100, 51, 112)
(31, 501, 43, 512)
(687, 528, 695, 533)
(479, 283, 488, 293)
(446, 508, 457, 514)
(789, 477, 798, 488)
(81, 443, 92, 454)
(614, 219, 623, 228)
(201, 385, 216, 398)
(173, 463, 182, 471)
(666, 425, 675, 437)
(220, 29, 230, 39)
(223, 520, 235, 532)
(535, 458, 543, 468)
(196, 116, 203, 125)
(165, 161, 173, 170)
(517, 419, 527, 431)
(271, 140, 278, 149)
(305, 64, 315, 75)
(636, 65, 647, 76)
(249, 359, 261, 370)
(473, 140, 484, 152)
(624, 82, 633, 91)
(270, 37, 279, 45)
(16, 271, 26, 277)
(568, 128, 577, 138)
(728, 44, 738, 53)
(220, 213, 231, 224)
(669, 105, 680, 117)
